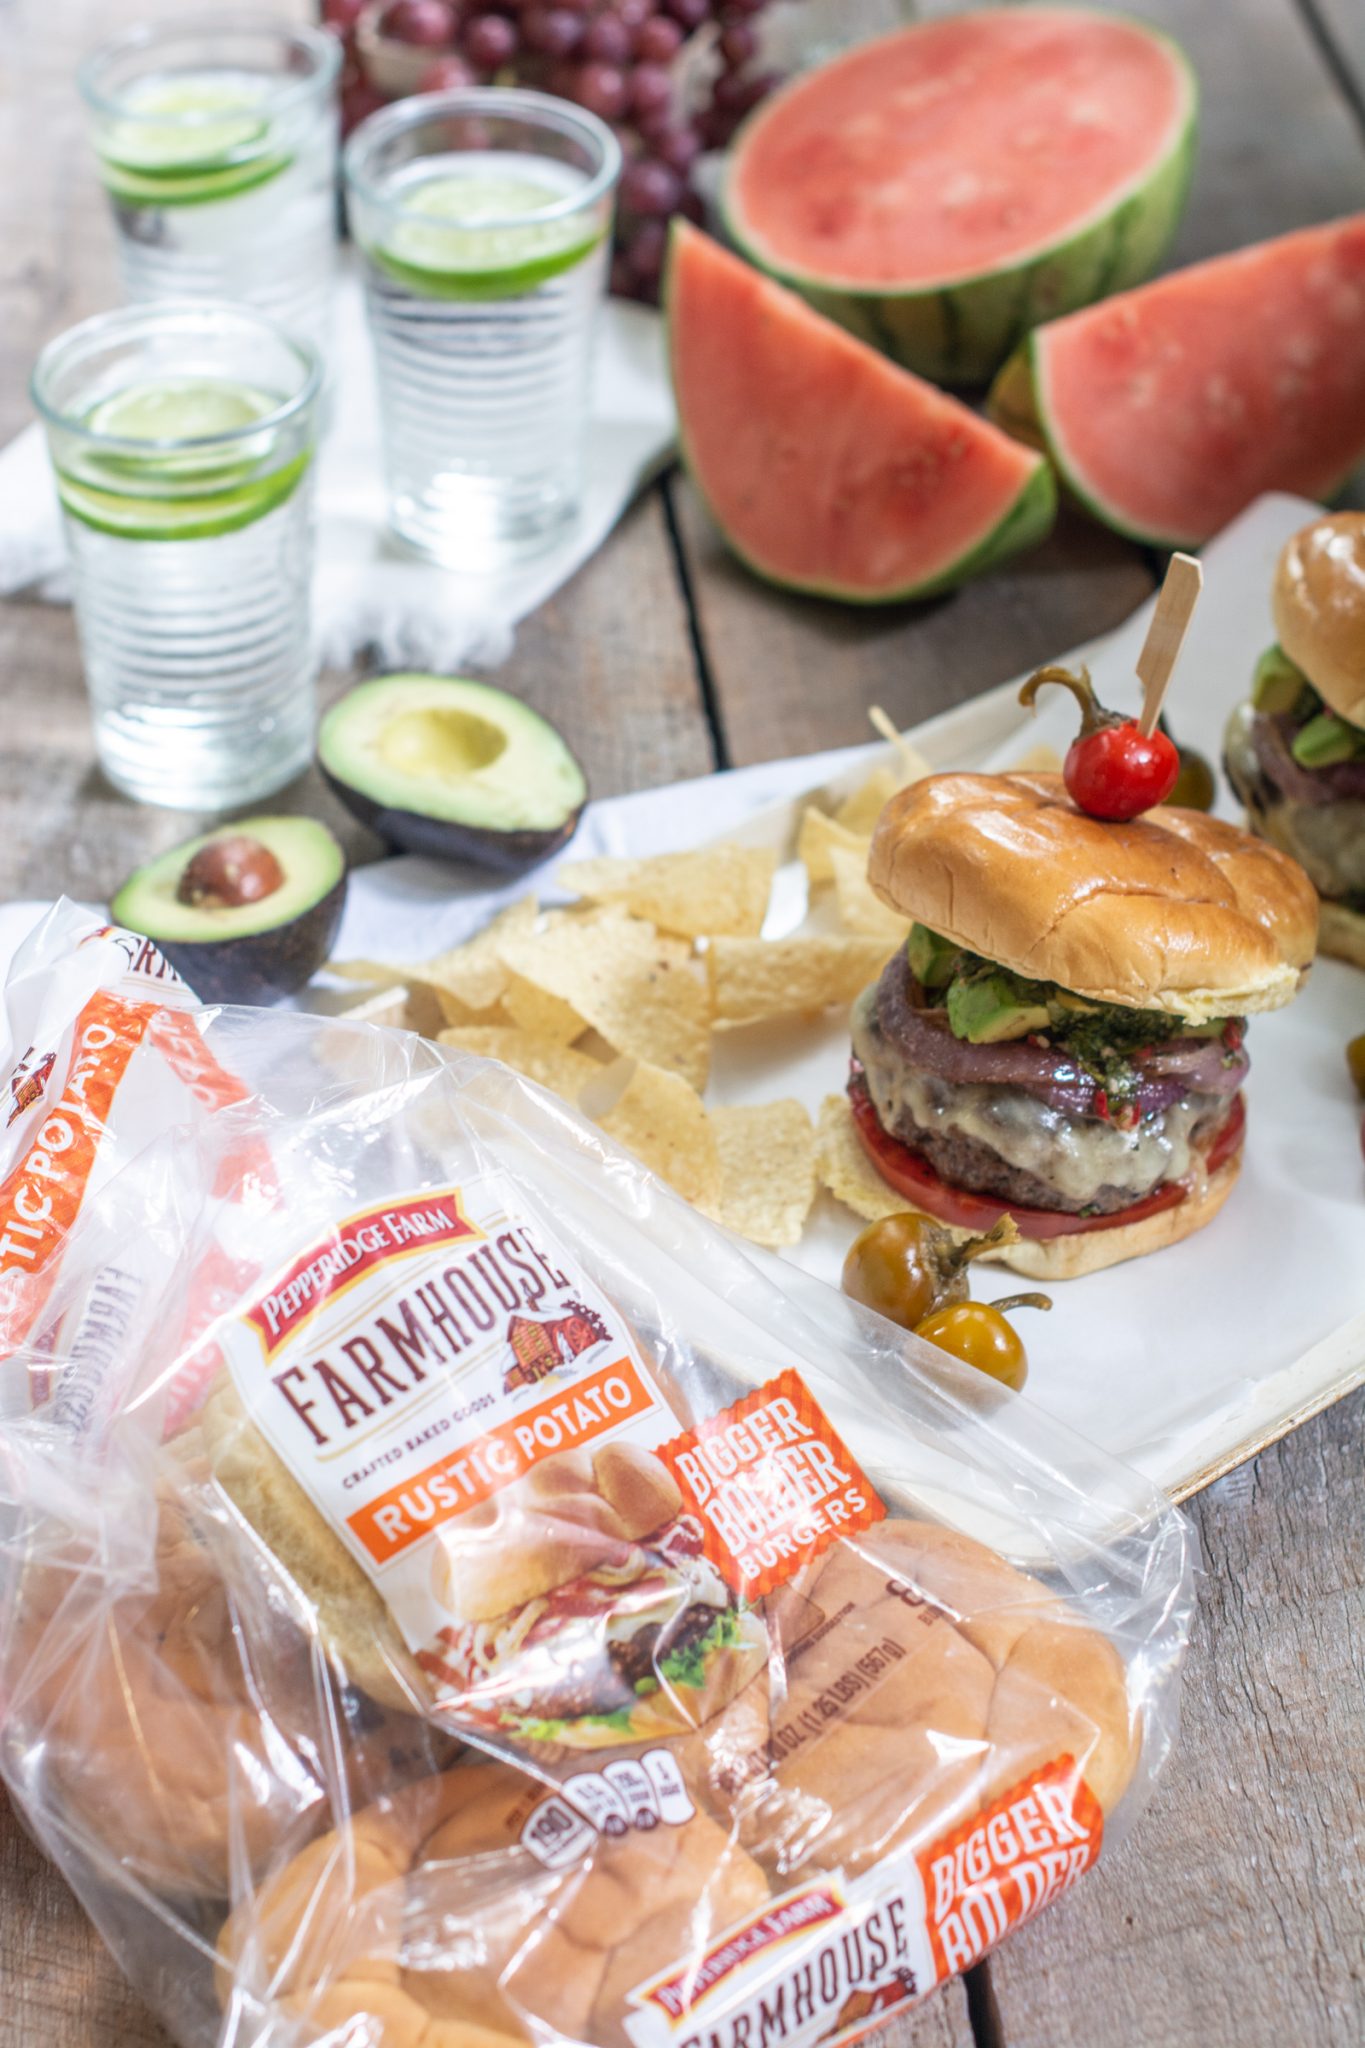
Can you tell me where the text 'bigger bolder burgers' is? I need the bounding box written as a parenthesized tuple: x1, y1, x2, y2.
(1224, 510, 1365, 967)
(849, 771, 1317, 1277)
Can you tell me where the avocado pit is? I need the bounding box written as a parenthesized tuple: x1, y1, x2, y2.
(177, 834, 285, 911)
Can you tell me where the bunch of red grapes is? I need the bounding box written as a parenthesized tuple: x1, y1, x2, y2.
(321, 0, 777, 299)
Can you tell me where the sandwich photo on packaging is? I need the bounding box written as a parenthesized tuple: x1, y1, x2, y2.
(0, 905, 1193, 2048)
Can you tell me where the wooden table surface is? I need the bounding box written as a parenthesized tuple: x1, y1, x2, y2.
(1, 0, 1363, 2043)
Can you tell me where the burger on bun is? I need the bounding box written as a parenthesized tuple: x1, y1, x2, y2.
(422, 1443, 767, 1749)
(851, 771, 1317, 1278)
(1224, 511, 1365, 967)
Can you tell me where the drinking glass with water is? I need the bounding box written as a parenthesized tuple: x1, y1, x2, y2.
(32, 302, 321, 811)
(344, 88, 621, 568)
(78, 19, 339, 357)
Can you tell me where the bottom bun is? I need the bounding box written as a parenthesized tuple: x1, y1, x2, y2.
(1318, 898, 1365, 969)
(977, 1152, 1242, 1282)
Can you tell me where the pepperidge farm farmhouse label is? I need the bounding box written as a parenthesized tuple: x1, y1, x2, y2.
(219, 1178, 676, 1661)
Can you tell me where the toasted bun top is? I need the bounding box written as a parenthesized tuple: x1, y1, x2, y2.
(1273, 512, 1365, 728)
(434, 1443, 683, 1623)
(869, 772, 1318, 1019)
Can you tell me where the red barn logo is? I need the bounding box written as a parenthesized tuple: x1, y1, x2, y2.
(504, 1301, 608, 1390)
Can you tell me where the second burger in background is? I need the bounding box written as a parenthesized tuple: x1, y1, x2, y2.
(1224, 510, 1365, 967)
(849, 772, 1317, 1278)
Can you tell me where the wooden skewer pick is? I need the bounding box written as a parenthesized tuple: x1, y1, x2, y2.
(1136, 552, 1203, 737)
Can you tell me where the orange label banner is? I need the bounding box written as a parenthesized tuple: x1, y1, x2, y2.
(347, 1352, 657, 1563)
(917, 1757, 1103, 1982)
(0, 990, 152, 1343)
(656, 1368, 884, 1599)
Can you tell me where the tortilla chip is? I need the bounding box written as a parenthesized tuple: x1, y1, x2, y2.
(1007, 742, 1064, 776)
(559, 845, 777, 939)
(422, 898, 538, 1012)
(833, 742, 931, 835)
(797, 808, 870, 889)
(437, 1026, 601, 1103)
(828, 844, 911, 943)
(327, 957, 407, 989)
(711, 1100, 816, 1248)
(337, 985, 410, 1030)
(324, 964, 454, 1037)
(501, 972, 586, 1044)
(815, 1094, 907, 1223)
(595, 1060, 720, 1208)
(708, 934, 890, 1027)
(499, 919, 711, 1089)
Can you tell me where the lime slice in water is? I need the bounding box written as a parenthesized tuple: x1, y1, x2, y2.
(57, 378, 310, 540)
(85, 378, 277, 476)
(96, 76, 287, 206)
(377, 171, 602, 300)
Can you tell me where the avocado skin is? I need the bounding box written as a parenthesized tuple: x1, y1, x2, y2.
(156, 873, 347, 1006)
(321, 768, 584, 875)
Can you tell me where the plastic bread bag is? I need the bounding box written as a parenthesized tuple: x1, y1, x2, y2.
(0, 901, 1195, 2048)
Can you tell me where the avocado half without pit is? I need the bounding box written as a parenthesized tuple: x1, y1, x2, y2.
(318, 674, 587, 873)
(111, 816, 347, 1005)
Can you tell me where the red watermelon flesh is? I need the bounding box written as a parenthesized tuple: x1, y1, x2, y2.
(667, 223, 1054, 600)
(1032, 214, 1365, 546)
(729, 8, 1190, 289)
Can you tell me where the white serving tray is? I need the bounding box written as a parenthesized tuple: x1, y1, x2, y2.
(329, 493, 1365, 1504)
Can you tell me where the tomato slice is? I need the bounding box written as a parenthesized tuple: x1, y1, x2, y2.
(1204, 1089, 1246, 1175)
(847, 1072, 1246, 1241)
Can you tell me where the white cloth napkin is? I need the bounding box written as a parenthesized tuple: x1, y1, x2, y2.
(0, 268, 677, 673)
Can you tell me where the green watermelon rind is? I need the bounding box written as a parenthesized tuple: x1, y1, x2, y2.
(666, 230, 1059, 605)
(1010, 321, 1365, 553)
(722, 11, 1200, 387)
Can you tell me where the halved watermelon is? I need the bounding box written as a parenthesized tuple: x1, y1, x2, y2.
(992, 214, 1365, 547)
(724, 7, 1197, 386)
(667, 223, 1056, 602)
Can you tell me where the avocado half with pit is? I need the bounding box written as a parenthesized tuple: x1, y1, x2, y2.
(318, 674, 587, 872)
(111, 816, 347, 1006)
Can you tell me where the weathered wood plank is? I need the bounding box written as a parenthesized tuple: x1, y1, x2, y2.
(1301, 1, 1365, 125)
(987, 1387, 1365, 2048)
(673, 486, 1154, 768)
(0, 1809, 174, 2048)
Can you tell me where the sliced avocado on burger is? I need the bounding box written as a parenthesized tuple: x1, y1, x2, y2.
(318, 674, 587, 873)
(111, 816, 346, 1005)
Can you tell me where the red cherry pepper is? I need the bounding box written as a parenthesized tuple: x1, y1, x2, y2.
(1018, 664, 1181, 822)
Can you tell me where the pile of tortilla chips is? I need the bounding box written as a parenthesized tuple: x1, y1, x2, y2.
(327, 755, 933, 1249)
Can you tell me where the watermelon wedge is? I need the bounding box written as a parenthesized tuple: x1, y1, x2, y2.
(724, 7, 1197, 386)
(992, 214, 1365, 547)
(667, 224, 1056, 603)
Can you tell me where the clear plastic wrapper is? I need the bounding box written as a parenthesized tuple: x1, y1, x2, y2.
(0, 903, 1194, 2048)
